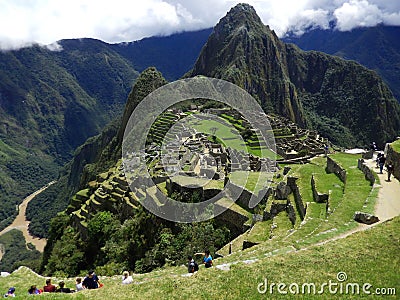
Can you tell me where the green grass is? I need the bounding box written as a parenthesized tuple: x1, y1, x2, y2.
(2, 217, 398, 299)
(391, 139, 400, 152)
(229, 171, 272, 194)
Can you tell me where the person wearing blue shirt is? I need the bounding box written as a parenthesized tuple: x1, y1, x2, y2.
(82, 270, 100, 289)
(203, 250, 213, 268)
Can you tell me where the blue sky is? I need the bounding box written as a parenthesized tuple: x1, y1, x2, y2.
(0, 0, 399, 50)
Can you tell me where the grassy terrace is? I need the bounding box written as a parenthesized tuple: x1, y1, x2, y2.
(392, 139, 400, 152)
(2, 217, 398, 299)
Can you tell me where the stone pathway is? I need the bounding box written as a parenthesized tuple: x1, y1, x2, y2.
(365, 156, 400, 223)
(0, 181, 56, 258)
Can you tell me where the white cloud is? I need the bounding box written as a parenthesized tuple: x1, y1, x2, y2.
(0, 0, 399, 50)
(334, 0, 383, 30)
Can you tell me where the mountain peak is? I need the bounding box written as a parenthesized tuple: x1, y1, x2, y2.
(216, 3, 265, 34)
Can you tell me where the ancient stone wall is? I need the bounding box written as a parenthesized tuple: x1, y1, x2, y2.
(385, 143, 400, 180)
(326, 156, 347, 183)
(311, 175, 329, 203)
(287, 177, 305, 220)
(357, 159, 375, 185)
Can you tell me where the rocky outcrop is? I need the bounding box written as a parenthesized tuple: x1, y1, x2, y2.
(353, 211, 379, 225)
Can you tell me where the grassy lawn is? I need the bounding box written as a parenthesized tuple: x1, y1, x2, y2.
(2, 217, 398, 299)
(229, 171, 272, 194)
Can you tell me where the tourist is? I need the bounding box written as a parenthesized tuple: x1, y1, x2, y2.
(43, 278, 56, 292)
(187, 256, 199, 273)
(122, 271, 133, 284)
(379, 154, 386, 174)
(82, 270, 101, 289)
(203, 250, 213, 268)
(387, 162, 394, 181)
(55, 281, 74, 293)
(27, 285, 42, 295)
(75, 277, 84, 291)
(3, 287, 15, 297)
(376, 153, 382, 168)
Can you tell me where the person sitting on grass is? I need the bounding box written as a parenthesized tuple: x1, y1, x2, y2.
(82, 270, 101, 289)
(27, 285, 42, 295)
(55, 281, 74, 293)
(75, 277, 84, 291)
(203, 250, 213, 268)
(43, 278, 56, 292)
(122, 271, 133, 284)
(4, 287, 15, 297)
(187, 256, 199, 273)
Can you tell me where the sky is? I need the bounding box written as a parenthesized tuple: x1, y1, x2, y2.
(0, 0, 399, 50)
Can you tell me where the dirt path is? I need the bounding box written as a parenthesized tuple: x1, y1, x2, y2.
(0, 181, 56, 257)
(364, 156, 400, 222)
(314, 155, 400, 246)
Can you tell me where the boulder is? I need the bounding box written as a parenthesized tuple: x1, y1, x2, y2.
(353, 211, 379, 225)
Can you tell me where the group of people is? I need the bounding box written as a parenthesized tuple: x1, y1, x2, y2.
(375, 153, 395, 181)
(187, 250, 213, 273)
(4, 270, 102, 297)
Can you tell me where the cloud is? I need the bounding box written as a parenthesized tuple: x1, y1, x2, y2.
(0, 0, 399, 50)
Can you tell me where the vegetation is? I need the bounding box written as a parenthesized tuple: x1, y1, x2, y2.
(392, 139, 400, 152)
(0, 230, 41, 273)
(188, 3, 400, 148)
(43, 209, 231, 277)
(0, 216, 398, 299)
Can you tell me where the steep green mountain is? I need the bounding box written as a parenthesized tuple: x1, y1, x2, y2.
(283, 26, 400, 102)
(188, 4, 400, 148)
(37, 4, 400, 277)
(28, 68, 167, 238)
(0, 41, 138, 231)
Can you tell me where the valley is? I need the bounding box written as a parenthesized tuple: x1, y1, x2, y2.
(0, 2, 399, 299)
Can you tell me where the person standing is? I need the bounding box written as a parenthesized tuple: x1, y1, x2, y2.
(387, 162, 394, 181)
(379, 154, 386, 174)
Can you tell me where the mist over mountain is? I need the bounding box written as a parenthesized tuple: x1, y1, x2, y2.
(1, 2, 400, 277)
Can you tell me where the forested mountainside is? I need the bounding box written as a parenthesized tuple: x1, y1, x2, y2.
(38, 4, 400, 276)
(283, 26, 400, 103)
(0, 41, 138, 231)
(189, 4, 400, 148)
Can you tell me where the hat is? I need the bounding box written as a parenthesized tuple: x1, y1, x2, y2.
(8, 287, 15, 293)
(88, 270, 95, 275)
